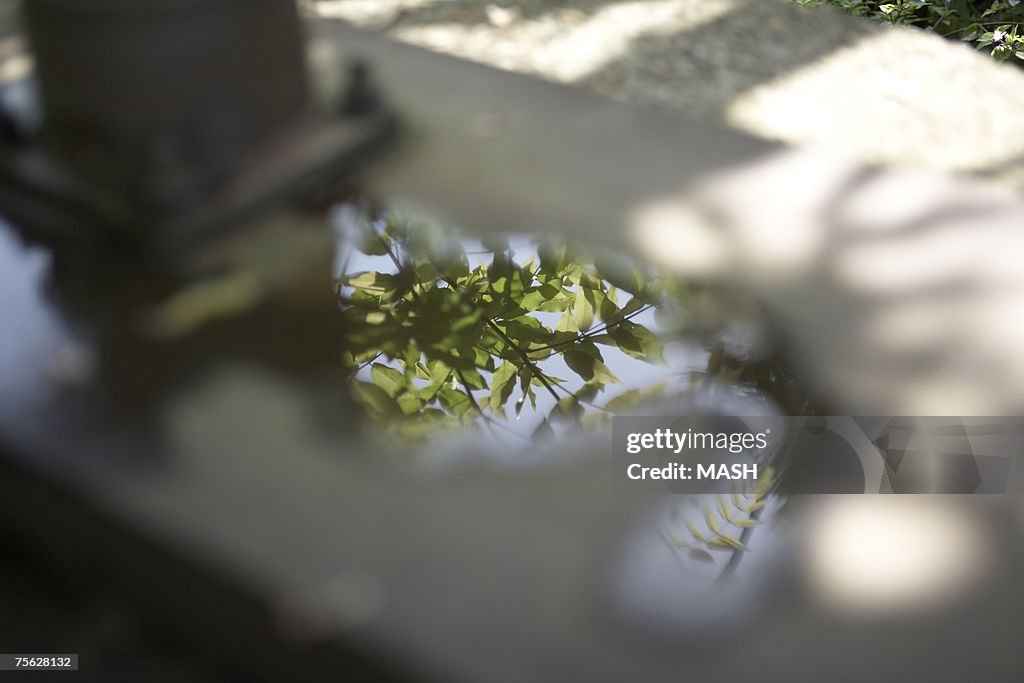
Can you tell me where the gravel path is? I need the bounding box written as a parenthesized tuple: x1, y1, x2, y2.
(309, 0, 1024, 191)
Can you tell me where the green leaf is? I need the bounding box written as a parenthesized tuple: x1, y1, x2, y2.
(471, 346, 495, 371)
(351, 348, 383, 365)
(451, 310, 482, 333)
(403, 344, 421, 370)
(344, 271, 399, 297)
(357, 233, 390, 256)
(562, 341, 618, 385)
(424, 361, 452, 397)
(489, 361, 517, 411)
(592, 359, 621, 385)
(438, 386, 473, 418)
(576, 341, 602, 361)
(704, 507, 720, 534)
(608, 325, 644, 357)
(518, 366, 532, 394)
(537, 297, 572, 313)
(520, 257, 536, 280)
(397, 393, 424, 415)
(459, 367, 487, 390)
(370, 363, 405, 398)
(595, 253, 643, 294)
(625, 322, 666, 365)
(689, 548, 714, 563)
(533, 418, 555, 440)
(519, 289, 548, 312)
(599, 290, 619, 322)
(617, 296, 646, 321)
(574, 286, 595, 332)
(505, 317, 553, 344)
(351, 380, 398, 416)
(604, 389, 641, 414)
(563, 349, 596, 382)
(537, 281, 561, 299)
(575, 382, 601, 404)
(718, 534, 748, 551)
(443, 254, 470, 280)
(555, 309, 578, 333)
(717, 496, 733, 524)
(578, 271, 602, 290)
(552, 396, 584, 423)
(518, 280, 565, 312)
(753, 465, 775, 496)
(538, 240, 568, 274)
(744, 500, 766, 514)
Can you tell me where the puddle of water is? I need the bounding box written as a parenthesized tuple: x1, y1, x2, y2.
(331, 200, 796, 460)
(330, 201, 812, 637)
(608, 491, 793, 637)
(0, 220, 94, 421)
(0, 203, 825, 648)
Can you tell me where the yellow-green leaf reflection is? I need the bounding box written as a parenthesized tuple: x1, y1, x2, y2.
(335, 204, 802, 448)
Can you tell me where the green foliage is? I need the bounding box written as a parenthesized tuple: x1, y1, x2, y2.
(666, 466, 776, 576)
(794, 0, 1024, 62)
(337, 209, 674, 442)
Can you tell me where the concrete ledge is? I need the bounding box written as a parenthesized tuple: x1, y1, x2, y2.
(311, 0, 1024, 191)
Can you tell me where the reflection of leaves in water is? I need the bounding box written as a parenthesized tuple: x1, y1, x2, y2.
(336, 208, 679, 443)
(337, 207, 812, 445)
(665, 466, 776, 581)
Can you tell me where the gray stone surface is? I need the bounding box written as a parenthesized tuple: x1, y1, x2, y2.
(307, 18, 1024, 415)
(310, 0, 1024, 191)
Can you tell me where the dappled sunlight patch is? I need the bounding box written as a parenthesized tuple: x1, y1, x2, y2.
(630, 148, 842, 281)
(314, 0, 741, 82)
(803, 498, 994, 617)
(726, 28, 1024, 176)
